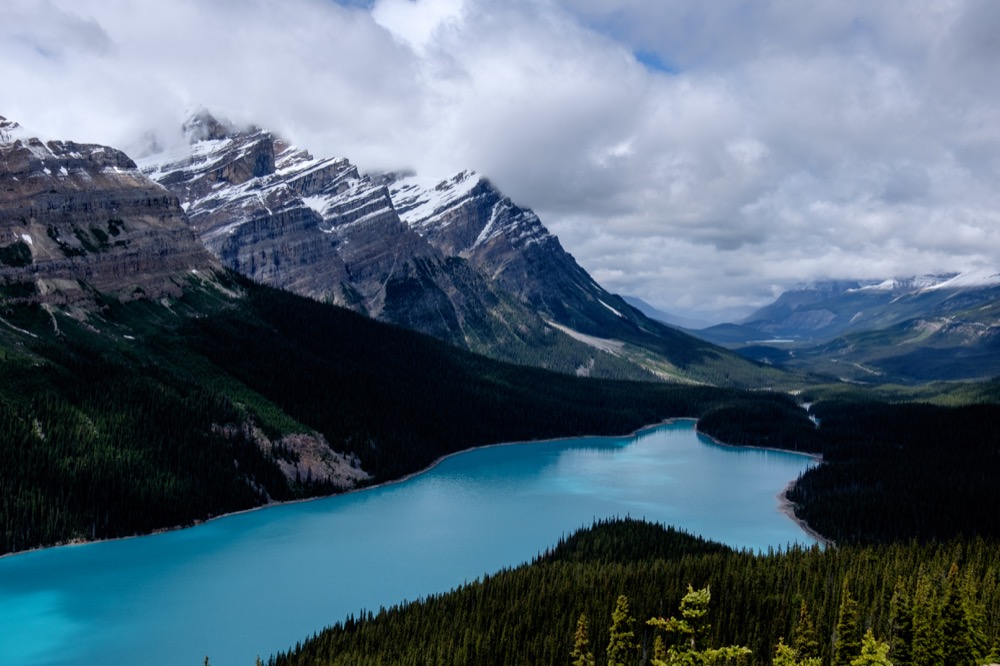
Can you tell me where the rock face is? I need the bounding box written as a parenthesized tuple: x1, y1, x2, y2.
(386, 169, 730, 378)
(145, 116, 490, 347)
(388, 170, 663, 338)
(141, 112, 735, 380)
(0, 116, 217, 305)
(142, 113, 608, 356)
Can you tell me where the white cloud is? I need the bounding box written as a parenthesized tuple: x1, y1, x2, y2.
(371, 0, 465, 54)
(3, 0, 999, 323)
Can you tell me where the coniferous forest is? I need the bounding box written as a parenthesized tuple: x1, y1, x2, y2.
(2, 272, 1000, 665)
(0, 273, 788, 554)
(269, 519, 1000, 666)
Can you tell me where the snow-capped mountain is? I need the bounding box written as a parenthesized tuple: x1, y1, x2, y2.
(139, 111, 764, 385)
(141, 113, 576, 359)
(385, 169, 648, 337)
(0, 116, 217, 305)
(141, 115, 438, 317)
(694, 271, 1000, 382)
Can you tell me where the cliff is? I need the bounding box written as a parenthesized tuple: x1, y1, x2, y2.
(0, 116, 218, 305)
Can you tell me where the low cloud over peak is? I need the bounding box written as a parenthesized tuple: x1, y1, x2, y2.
(5, 0, 998, 322)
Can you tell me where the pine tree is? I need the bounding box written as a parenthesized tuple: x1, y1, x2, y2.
(889, 579, 913, 666)
(774, 639, 799, 666)
(940, 563, 986, 666)
(911, 574, 942, 666)
(850, 629, 892, 666)
(648, 585, 751, 666)
(607, 595, 638, 666)
(793, 601, 820, 661)
(647, 584, 712, 655)
(653, 634, 667, 664)
(958, 572, 989, 664)
(571, 613, 596, 666)
(834, 579, 863, 666)
(775, 637, 823, 666)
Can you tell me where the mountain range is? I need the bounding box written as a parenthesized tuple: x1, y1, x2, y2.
(0, 115, 216, 307)
(690, 273, 1000, 382)
(134, 111, 781, 387)
(0, 113, 797, 553)
(4, 110, 999, 665)
(5, 108, 998, 392)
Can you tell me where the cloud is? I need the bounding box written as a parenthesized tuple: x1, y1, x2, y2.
(3, 0, 999, 322)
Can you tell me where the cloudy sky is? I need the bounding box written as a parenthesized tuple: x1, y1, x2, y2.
(4, 0, 999, 322)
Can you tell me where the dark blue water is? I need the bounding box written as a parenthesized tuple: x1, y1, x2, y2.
(0, 421, 817, 665)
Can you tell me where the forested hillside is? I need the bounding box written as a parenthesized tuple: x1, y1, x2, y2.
(0, 272, 803, 554)
(264, 385, 1000, 665)
(695, 393, 1000, 544)
(785, 399, 1000, 544)
(5, 270, 997, 555)
(269, 518, 1000, 666)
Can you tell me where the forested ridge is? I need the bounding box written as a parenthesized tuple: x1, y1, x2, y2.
(696, 395, 1000, 544)
(269, 519, 1000, 666)
(786, 399, 1000, 544)
(0, 274, 802, 554)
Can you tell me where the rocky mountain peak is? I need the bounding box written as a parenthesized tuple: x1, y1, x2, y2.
(0, 119, 218, 305)
(140, 113, 740, 382)
(140, 119, 445, 326)
(387, 170, 554, 259)
(182, 109, 234, 144)
(0, 116, 30, 144)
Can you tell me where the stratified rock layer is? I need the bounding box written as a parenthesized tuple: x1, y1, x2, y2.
(141, 114, 570, 352)
(141, 112, 732, 381)
(0, 117, 217, 304)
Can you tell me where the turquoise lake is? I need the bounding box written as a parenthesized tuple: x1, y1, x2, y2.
(0, 420, 818, 665)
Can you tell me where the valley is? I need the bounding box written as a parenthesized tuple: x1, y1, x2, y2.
(686, 276, 1000, 383)
(0, 422, 817, 665)
(1, 115, 998, 666)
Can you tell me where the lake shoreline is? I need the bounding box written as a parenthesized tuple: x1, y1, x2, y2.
(693, 426, 832, 547)
(777, 479, 834, 548)
(1, 417, 829, 559)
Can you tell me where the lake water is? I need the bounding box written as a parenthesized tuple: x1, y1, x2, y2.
(0, 420, 818, 665)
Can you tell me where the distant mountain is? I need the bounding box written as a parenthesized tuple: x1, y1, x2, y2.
(694, 274, 1000, 382)
(621, 295, 713, 330)
(140, 112, 783, 387)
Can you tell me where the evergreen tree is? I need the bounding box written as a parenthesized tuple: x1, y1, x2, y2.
(774, 637, 822, 666)
(850, 629, 892, 666)
(958, 572, 989, 664)
(647, 585, 751, 666)
(940, 563, 986, 666)
(570, 613, 596, 666)
(647, 584, 712, 655)
(774, 638, 799, 666)
(793, 601, 820, 661)
(834, 580, 863, 666)
(653, 635, 667, 664)
(888, 579, 913, 666)
(911, 574, 942, 666)
(607, 595, 638, 666)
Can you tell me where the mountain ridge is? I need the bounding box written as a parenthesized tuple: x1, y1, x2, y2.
(1, 115, 220, 307)
(139, 111, 783, 387)
(693, 272, 1000, 382)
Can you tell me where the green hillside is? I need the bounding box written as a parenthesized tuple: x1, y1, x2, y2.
(268, 518, 1000, 666)
(0, 271, 804, 554)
